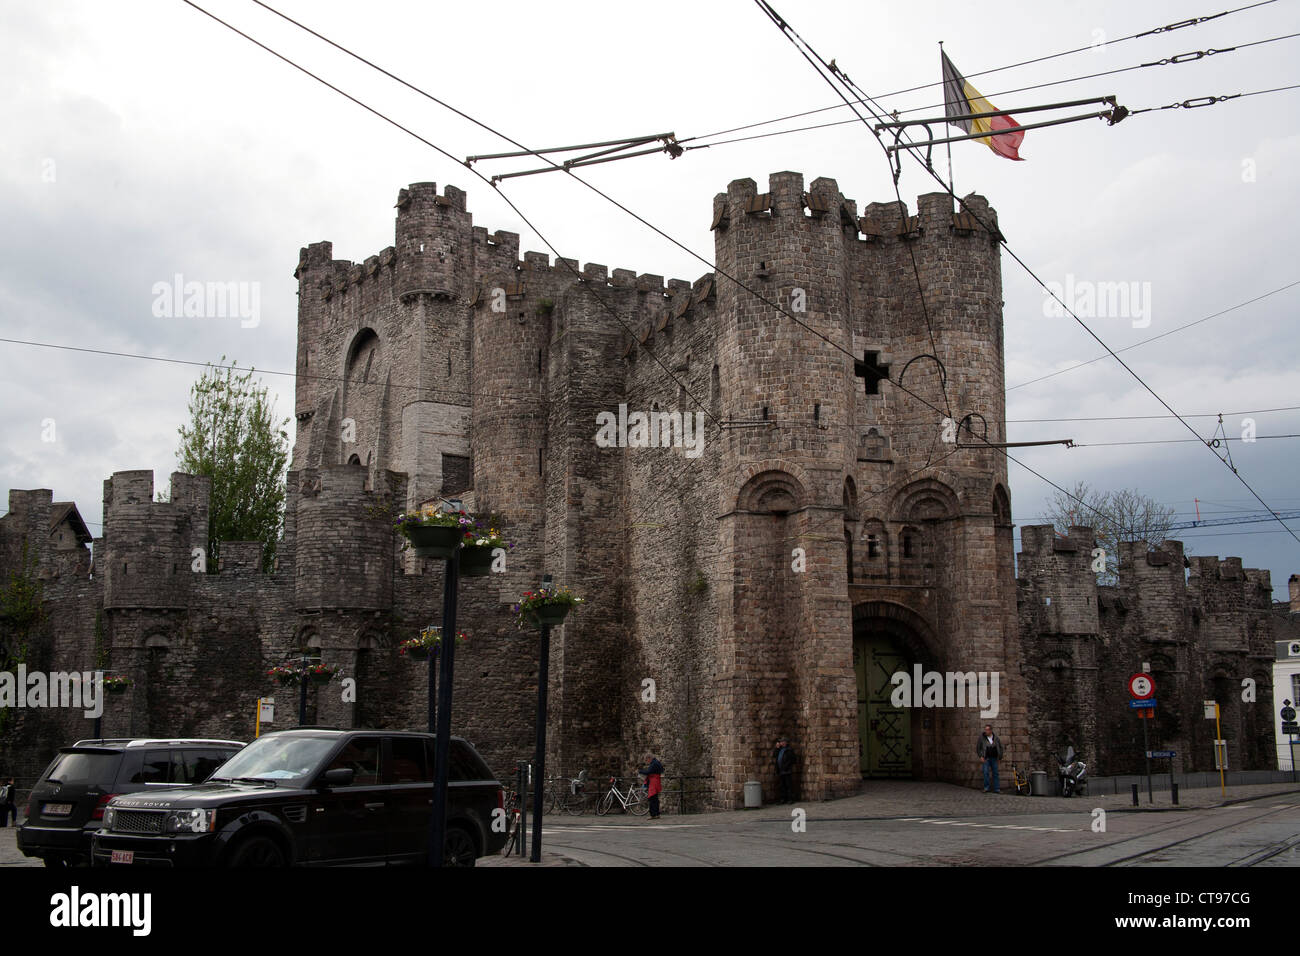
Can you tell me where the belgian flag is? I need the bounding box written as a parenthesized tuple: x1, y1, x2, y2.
(941, 51, 1024, 161)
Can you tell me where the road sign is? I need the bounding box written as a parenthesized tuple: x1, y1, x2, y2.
(1129, 674, 1156, 699)
(259, 698, 275, 723)
(1214, 740, 1229, 771)
(1283, 722, 1300, 735)
(1137, 709, 1155, 719)
(1129, 699, 1157, 709)
(1282, 705, 1297, 723)
(1146, 750, 1176, 758)
(1204, 701, 1218, 719)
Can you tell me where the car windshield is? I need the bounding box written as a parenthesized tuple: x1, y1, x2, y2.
(44, 752, 119, 787)
(208, 736, 336, 785)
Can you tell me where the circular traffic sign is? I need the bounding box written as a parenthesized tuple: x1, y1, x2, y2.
(1283, 705, 1297, 722)
(1129, 673, 1156, 699)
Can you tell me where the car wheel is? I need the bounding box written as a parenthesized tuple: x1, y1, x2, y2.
(443, 826, 477, 867)
(42, 856, 68, 868)
(226, 836, 287, 867)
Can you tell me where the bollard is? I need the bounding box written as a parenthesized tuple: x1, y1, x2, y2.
(1131, 783, 1139, 806)
(1171, 782, 1179, 805)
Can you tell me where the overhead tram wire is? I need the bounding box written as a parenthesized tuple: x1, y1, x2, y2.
(211, 0, 1152, 545)
(683, 1, 1284, 146)
(176, 0, 718, 430)
(850, 30, 1300, 123)
(749, 0, 1300, 548)
(682, 78, 1300, 152)
(0, 335, 548, 409)
(1008, 278, 1300, 391)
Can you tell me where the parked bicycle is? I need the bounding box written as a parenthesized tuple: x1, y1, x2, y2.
(595, 774, 649, 816)
(500, 785, 524, 856)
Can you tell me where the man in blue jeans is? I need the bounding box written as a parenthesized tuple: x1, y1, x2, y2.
(976, 725, 1003, 793)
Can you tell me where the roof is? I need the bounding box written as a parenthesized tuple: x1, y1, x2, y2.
(49, 502, 93, 545)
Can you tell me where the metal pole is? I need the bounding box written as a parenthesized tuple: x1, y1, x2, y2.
(1215, 704, 1225, 797)
(530, 621, 551, 863)
(940, 40, 954, 210)
(298, 655, 308, 726)
(1142, 714, 1152, 804)
(426, 641, 439, 733)
(427, 551, 460, 867)
(517, 762, 527, 856)
(1290, 735, 1297, 784)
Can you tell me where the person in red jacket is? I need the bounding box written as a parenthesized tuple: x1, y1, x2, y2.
(639, 753, 664, 819)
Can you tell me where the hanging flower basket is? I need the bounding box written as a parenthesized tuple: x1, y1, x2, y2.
(306, 663, 342, 684)
(394, 509, 473, 559)
(459, 545, 496, 577)
(267, 664, 300, 687)
(102, 675, 132, 694)
(514, 586, 584, 629)
(459, 517, 513, 577)
(399, 627, 468, 660)
(407, 524, 464, 559)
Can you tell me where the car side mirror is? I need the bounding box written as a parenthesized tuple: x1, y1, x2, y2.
(319, 768, 354, 788)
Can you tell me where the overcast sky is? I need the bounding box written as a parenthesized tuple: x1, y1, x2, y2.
(2, 0, 1297, 598)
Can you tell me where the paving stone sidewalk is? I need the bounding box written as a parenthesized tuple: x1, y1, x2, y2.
(554, 779, 1300, 827)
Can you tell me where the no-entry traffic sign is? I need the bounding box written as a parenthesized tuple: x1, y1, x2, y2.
(1129, 673, 1155, 699)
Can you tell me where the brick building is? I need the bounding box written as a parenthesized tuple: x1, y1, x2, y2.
(2, 172, 1294, 802)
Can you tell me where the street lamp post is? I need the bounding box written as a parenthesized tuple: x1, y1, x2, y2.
(426, 497, 465, 868)
(427, 549, 460, 867)
(530, 574, 553, 864)
(295, 652, 319, 726)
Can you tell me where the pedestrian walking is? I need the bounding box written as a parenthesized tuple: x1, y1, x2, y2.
(0, 778, 16, 827)
(976, 724, 1003, 793)
(639, 753, 664, 819)
(774, 737, 797, 804)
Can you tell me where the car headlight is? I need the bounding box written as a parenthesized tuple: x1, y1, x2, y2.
(102, 807, 117, 830)
(163, 809, 216, 833)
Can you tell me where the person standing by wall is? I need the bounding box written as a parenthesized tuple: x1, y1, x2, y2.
(774, 737, 797, 804)
(639, 754, 664, 819)
(977, 725, 1003, 793)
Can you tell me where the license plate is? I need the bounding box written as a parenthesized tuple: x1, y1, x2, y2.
(110, 850, 134, 864)
(43, 803, 72, 816)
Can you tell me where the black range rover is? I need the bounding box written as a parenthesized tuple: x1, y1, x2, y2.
(91, 728, 505, 866)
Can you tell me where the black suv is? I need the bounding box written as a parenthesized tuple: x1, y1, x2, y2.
(18, 737, 244, 867)
(91, 729, 505, 867)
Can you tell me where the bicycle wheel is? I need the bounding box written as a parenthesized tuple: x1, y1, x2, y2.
(564, 790, 585, 815)
(628, 787, 649, 816)
(501, 814, 518, 857)
(595, 790, 614, 816)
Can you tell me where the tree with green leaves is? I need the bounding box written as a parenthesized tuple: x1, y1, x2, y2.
(1041, 481, 1176, 585)
(174, 357, 290, 572)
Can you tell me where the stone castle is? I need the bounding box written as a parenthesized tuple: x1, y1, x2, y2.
(2, 171, 1295, 802)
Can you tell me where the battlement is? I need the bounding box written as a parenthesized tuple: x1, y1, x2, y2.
(1018, 524, 1096, 559)
(5, 488, 54, 518)
(396, 181, 468, 214)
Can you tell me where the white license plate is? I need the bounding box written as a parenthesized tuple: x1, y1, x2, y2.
(43, 803, 72, 816)
(110, 850, 134, 864)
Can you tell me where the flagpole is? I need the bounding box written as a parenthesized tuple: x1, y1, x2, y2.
(940, 40, 955, 212)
